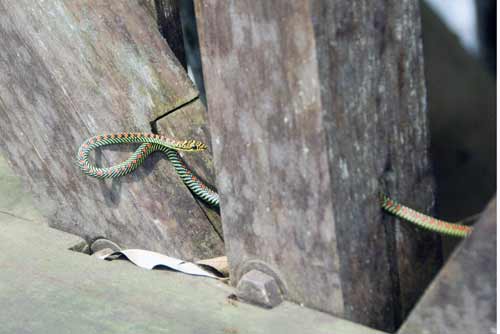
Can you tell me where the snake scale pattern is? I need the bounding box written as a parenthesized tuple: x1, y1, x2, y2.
(77, 133, 219, 206)
(77, 132, 472, 238)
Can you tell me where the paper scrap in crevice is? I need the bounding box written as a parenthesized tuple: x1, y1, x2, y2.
(95, 248, 225, 280)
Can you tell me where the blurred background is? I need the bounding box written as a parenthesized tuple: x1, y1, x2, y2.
(173, 0, 496, 248)
(421, 0, 496, 223)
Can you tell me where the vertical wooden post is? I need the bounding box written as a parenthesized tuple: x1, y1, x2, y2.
(196, 1, 441, 331)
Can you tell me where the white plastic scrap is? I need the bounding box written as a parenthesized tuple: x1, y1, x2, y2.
(96, 248, 222, 279)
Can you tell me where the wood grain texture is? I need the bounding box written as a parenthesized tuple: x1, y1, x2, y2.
(310, 1, 441, 330)
(0, 217, 385, 334)
(0, 0, 223, 260)
(196, 1, 440, 331)
(196, 0, 345, 320)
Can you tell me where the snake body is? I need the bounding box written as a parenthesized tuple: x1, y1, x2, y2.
(380, 194, 472, 238)
(77, 133, 219, 206)
(77, 132, 472, 237)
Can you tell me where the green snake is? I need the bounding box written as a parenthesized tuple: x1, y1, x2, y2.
(76, 133, 473, 238)
(76, 133, 219, 205)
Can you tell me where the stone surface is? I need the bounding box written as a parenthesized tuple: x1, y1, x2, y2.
(196, 1, 440, 331)
(236, 270, 283, 308)
(0, 0, 223, 260)
(399, 198, 497, 334)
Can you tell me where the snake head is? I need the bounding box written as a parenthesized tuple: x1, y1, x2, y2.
(181, 139, 208, 152)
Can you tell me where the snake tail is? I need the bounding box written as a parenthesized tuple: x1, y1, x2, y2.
(380, 193, 472, 237)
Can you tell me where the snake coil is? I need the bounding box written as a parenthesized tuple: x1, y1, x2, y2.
(76, 133, 219, 206)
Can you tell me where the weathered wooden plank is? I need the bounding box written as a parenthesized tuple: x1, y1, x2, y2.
(0, 216, 386, 334)
(0, 0, 223, 260)
(195, 1, 345, 319)
(155, 98, 222, 238)
(310, 1, 441, 329)
(398, 198, 496, 334)
(138, 0, 157, 19)
(0, 155, 44, 223)
(196, 1, 440, 331)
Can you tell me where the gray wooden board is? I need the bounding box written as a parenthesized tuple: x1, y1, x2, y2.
(310, 1, 441, 330)
(195, 1, 441, 331)
(0, 215, 385, 334)
(0, 0, 223, 260)
(0, 155, 44, 223)
(398, 198, 497, 334)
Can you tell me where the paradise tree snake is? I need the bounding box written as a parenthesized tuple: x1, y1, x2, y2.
(76, 133, 473, 238)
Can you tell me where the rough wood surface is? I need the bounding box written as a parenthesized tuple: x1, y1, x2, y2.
(196, 1, 441, 331)
(311, 1, 441, 329)
(0, 218, 385, 334)
(0, 0, 223, 260)
(399, 197, 496, 334)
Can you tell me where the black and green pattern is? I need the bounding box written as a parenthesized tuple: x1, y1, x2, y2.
(77, 133, 219, 206)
